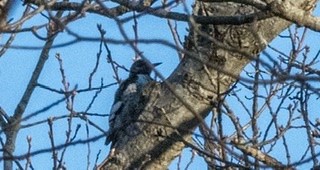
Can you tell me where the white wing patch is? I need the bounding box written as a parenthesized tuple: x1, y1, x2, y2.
(109, 101, 123, 123)
(123, 83, 137, 96)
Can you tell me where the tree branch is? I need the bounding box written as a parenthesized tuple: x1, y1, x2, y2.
(25, 0, 274, 25)
(98, 0, 315, 169)
(268, 0, 320, 32)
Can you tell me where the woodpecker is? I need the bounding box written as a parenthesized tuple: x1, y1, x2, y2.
(105, 59, 161, 145)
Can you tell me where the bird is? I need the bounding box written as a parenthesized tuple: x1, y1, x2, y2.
(105, 59, 161, 145)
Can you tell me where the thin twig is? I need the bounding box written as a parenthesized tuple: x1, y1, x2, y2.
(85, 79, 104, 112)
(25, 136, 34, 170)
(88, 24, 104, 89)
(48, 117, 57, 169)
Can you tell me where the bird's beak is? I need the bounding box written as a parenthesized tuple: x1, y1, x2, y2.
(152, 62, 162, 67)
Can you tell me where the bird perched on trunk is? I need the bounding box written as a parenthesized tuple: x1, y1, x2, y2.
(105, 59, 161, 145)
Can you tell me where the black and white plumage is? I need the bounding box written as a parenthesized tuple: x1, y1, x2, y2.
(105, 59, 161, 145)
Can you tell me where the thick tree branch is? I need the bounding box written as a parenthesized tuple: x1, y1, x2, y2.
(98, 0, 316, 169)
(25, 0, 274, 25)
(25, 0, 320, 32)
(268, 0, 320, 32)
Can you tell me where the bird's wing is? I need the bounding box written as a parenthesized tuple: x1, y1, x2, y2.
(108, 101, 123, 127)
(106, 101, 123, 145)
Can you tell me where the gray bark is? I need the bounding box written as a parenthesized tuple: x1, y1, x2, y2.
(98, 0, 312, 169)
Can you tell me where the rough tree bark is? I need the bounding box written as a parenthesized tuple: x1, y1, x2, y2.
(0, 0, 9, 28)
(98, 0, 316, 169)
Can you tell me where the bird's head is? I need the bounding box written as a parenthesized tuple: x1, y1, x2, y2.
(129, 59, 161, 76)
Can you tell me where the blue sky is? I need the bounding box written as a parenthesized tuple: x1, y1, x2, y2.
(0, 1, 320, 169)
